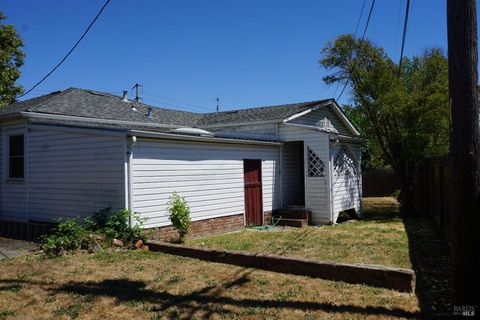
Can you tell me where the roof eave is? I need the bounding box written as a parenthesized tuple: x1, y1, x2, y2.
(128, 130, 283, 146)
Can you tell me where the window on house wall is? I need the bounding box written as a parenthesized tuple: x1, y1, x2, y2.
(307, 147, 325, 177)
(9, 135, 24, 178)
(333, 145, 357, 176)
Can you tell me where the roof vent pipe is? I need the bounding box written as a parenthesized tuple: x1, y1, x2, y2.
(122, 90, 129, 102)
(147, 106, 153, 118)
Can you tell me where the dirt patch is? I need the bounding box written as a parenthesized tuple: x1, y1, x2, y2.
(0, 237, 38, 260)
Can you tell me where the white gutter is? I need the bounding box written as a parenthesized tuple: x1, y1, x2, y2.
(128, 130, 283, 146)
(329, 134, 364, 144)
(20, 111, 181, 129)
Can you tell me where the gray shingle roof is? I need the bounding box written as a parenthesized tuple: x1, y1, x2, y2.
(196, 99, 331, 126)
(0, 87, 332, 128)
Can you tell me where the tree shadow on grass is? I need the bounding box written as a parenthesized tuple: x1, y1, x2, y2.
(51, 278, 419, 319)
(351, 201, 453, 317)
(402, 214, 453, 317)
(0, 277, 420, 319)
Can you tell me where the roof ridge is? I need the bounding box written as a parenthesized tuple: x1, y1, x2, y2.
(68, 87, 203, 115)
(205, 98, 333, 115)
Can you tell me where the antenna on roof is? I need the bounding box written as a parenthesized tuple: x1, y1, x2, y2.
(216, 96, 220, 112)
(132, 83, 143, 102)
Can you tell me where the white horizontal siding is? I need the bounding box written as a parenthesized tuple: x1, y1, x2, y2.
(278, 124, 331, 224)
(331, 143, 362, 221)
(27, 125, 126, 222)
(131, 139, 281, 228)
(1, 122, 28, 222)
(289, 106, 351, 135)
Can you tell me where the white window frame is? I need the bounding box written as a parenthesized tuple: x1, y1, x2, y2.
(3, 128, 26, 182)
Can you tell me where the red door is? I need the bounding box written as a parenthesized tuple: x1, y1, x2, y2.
(244, 159, 263, 226)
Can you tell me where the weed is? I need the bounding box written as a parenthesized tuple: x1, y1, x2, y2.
(167, 275, 185, 284)
(0, 310, 14, 319)
(0, 285, 22, 293)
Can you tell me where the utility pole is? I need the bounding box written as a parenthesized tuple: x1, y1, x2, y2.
(132, 83, 143, 102)
(216, 96, 220, 112)
(447, 0, 480, 307)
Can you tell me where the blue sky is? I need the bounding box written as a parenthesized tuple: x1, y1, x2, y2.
(3, 0, 452, 112)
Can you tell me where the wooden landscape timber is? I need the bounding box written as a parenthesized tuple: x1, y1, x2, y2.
(146, 240, 415, 292)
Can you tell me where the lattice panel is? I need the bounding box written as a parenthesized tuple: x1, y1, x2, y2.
(307, 147, 325, 177)
(334, 145, 357, 176)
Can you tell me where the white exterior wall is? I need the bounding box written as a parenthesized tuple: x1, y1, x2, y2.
(131, 138, 281, 228)
(27, 125, 126, 222)
(0, 121, 28, 222)
(278, 124, 331, 224)
(0, 123, 126, 223)
(331, 142, 362, 221)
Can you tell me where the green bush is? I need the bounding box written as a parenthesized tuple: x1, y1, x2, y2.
(166, 192, 191, 240)
(41, 208, 147, 257)
(40, 218, 87, 257)
(85, 208, 146, 244)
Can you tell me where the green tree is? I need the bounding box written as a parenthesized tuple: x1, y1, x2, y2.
(320, 35, 449, 212)
(0, 11, 24, 106)
(342, 104, 386, 169)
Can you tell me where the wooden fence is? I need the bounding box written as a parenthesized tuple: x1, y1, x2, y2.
(362, 168, 401, 197)
(413, 158, 454, 244)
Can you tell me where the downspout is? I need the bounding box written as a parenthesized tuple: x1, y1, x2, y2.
(126, 136, 137, 227)
(328, 137, 335, 224)
(25, 122, 30, 222)
(277, 123, 283, 209)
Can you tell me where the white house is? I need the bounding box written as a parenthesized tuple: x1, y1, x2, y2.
(0, 88, 362, 239)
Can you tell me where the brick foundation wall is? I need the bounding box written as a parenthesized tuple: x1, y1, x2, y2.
(263, 211, 273, 225)
(146, 214, 245, 241)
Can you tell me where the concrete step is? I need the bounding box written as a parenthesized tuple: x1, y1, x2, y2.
(273, 218, 308, 228)
(273, 209, 311, 224)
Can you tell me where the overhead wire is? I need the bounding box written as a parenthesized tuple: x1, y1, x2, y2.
(333, 0, 368, 98)
(18, 0, 112, 98)
(336, 0, 376, 101)
(398, 0, 411, 75)
(142, 91, 211, 112)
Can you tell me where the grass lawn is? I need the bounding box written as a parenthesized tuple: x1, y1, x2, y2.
(189, 197, 410, 269)
(0, 197, 448, 319)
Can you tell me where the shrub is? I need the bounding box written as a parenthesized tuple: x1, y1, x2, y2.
(40, 218, 87, 257)
(41, 208, 147, 257)
(85, 208, 146, 244)
(166, 192, 191, 240)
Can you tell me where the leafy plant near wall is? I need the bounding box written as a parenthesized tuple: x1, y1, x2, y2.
(166, 192, 191, 242)
(85, 208, 146, 244)
(40, 208, 146, 257)
(40, 218, 87, 257)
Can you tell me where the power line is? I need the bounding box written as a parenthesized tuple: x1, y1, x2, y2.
(354, 0, 368, 37)
(141, 92, 210, 111)
(333, 0, 368, 98)
(18, 0, 112, 99)
(337, 0, 376, 101)
(398, 0, 411, 75)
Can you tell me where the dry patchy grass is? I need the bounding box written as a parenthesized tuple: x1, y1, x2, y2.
(189, 197, 410, 269)
(0, 198, 423, 319)
(0, 251, 419, 320)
